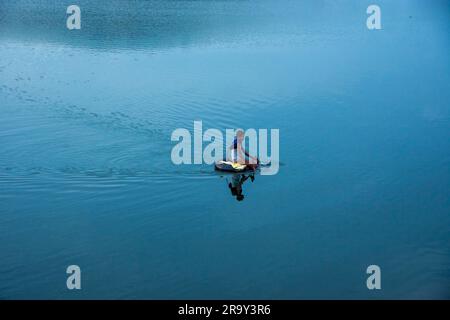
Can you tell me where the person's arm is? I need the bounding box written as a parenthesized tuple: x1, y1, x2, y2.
(238, 148, 246, 162)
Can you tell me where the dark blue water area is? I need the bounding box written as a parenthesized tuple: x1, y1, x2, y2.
(0, 0, 449, 299)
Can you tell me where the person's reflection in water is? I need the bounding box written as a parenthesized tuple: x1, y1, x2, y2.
(228, 173, 255, 201)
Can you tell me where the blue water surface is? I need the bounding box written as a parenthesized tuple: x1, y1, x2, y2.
(0, 0, 449, 299)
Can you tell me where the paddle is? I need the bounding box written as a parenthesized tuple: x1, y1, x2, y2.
(257, 158, 271, 167)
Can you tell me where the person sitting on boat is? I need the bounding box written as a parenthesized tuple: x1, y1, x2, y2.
(229, 129, 259, 169)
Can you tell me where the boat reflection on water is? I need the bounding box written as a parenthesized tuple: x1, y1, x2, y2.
(226, 173, 255, 202)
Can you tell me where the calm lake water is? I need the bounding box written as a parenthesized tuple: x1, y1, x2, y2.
(1, 0, 449, 299)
